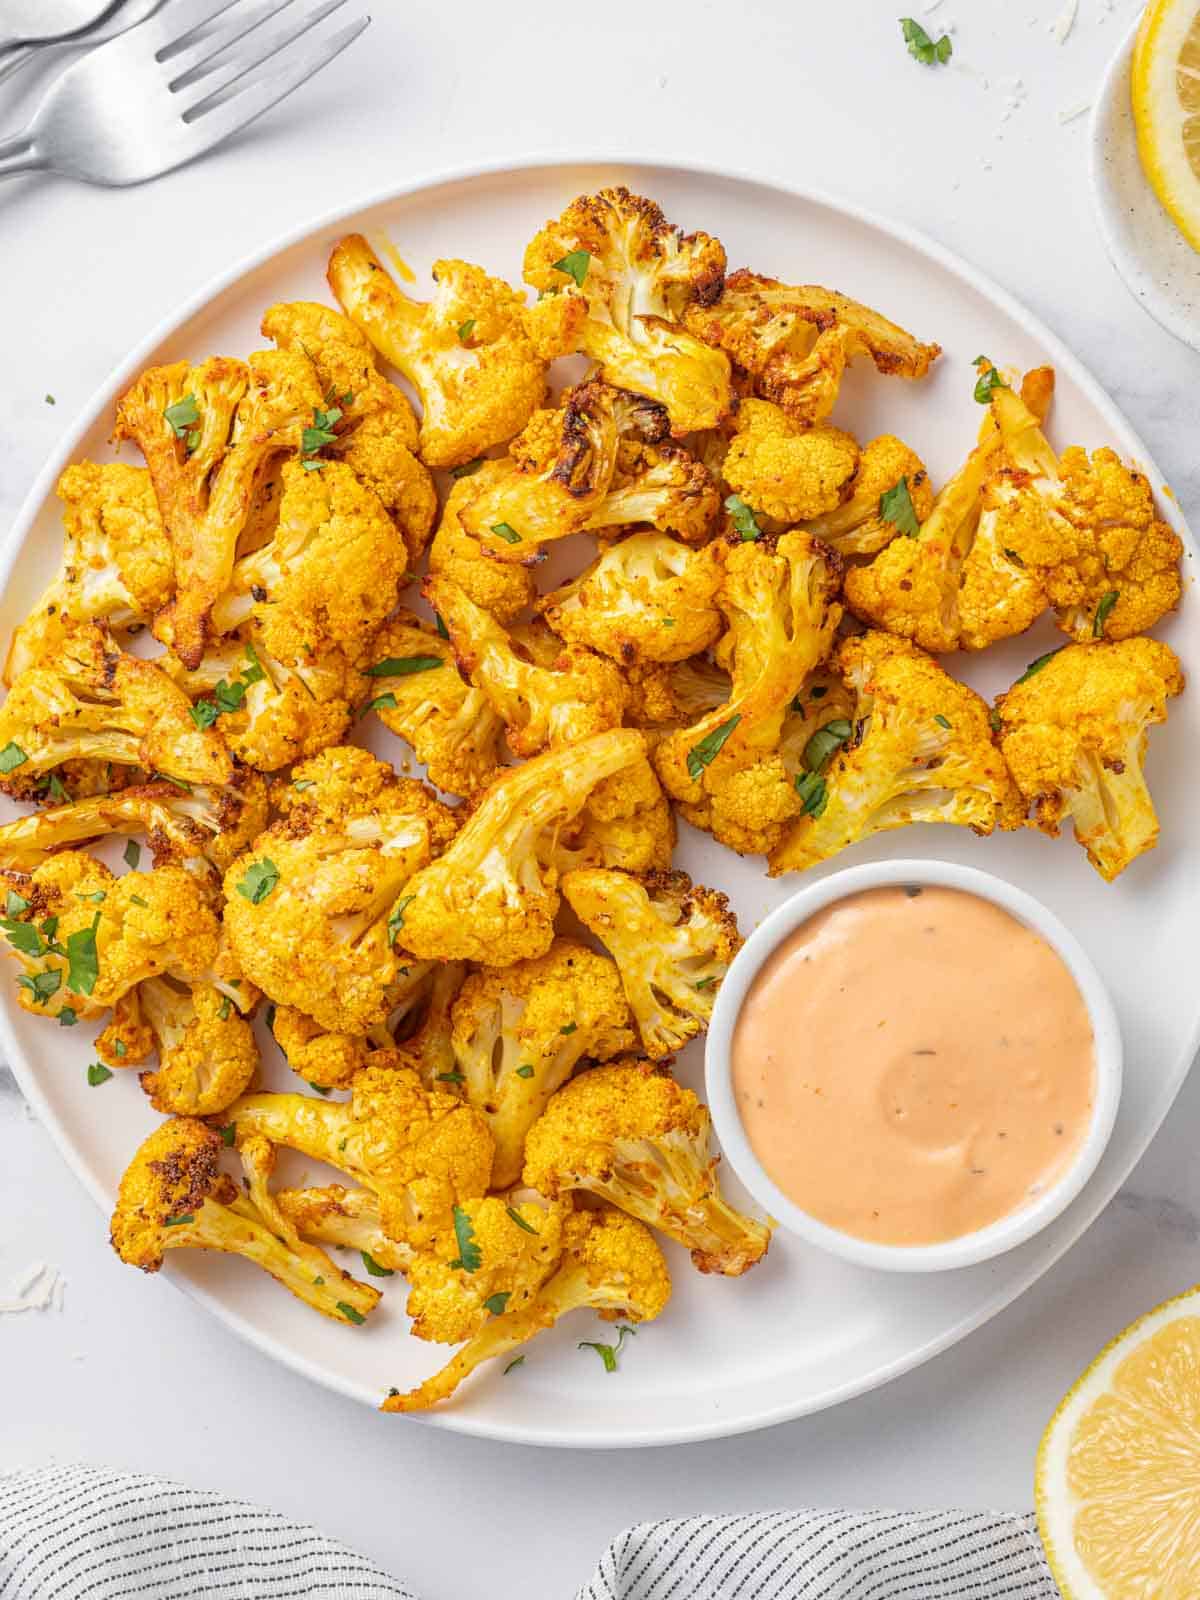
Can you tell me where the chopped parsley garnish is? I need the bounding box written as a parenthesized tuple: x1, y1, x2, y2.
(802, 717, 852, 775)
(301, 404, 342, 458)
(337, 1302, 366, 1325)
(435, 612, 450, 640)
(794, 770, 828, 818)
(933, 713, 952, 730)
(129, 894, 148, 908)
(19, 970, 61, 1006)
(900, 17, 952, 65)
(163, 1213, 194, 1227)
(153, 772, 192, 792)
(515, 1064, 535, 1079)
(1003, 548, 1025, 568)
(579, 1324, 636, 1373)
(506, 1206, 537, 1235)
(242, 642, 266, 684)
(367, 656, 443, 677)
(123, 840, 141, 870)
(552, 250, 590, 287)
(436, 1070, 465, 1084)
(309, 1083, 331, 1096)
(693, 976, 717, 991)
(1093, 590, 1119, 637)
(504, 1357, 526, 1375)
(218, 995, 232, 1021)
(1015, 646, 1065, 685)
(5, 890, 28, 917)
(449, 1204, 482, 1273)
(725, 494, 762, 541)
(58, 1007, 77, 1027)
(451, 457, 484, 479)
(293, 779, 315, 791)
(164, 394, 200, 438)
(0, 742, 28, 773)
(387, 895, 416, 944)
(45, 394, 55, 406)
(237, 859, 279, 905)
(86, 1062, 112, 1087)
(457, 318, 476, 342)
(363, 692, 398, 715)
(76, 891, 106, 904)
(66, 913, 101, 996)
(44, 774, 69, 803)
(686, 714, 740, 782)
(113, 1039, 126, 1058)
(220, 1123, 236, 1147)
(560, 1022, 578, 1035)
(990, 708, 1003, 733)
(973, 357, 1007, 404)
(482, 1292, 510, 1317)
(2, 918, 43, 957)
(361, 1251, 394, 1278)
(879, 476, 920, 539)
(491, 521, 522, 544)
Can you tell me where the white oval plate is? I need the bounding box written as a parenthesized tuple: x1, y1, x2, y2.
(3, 158, 1197, 1449)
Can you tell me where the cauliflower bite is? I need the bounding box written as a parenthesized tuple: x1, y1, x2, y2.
(624, 655, 731, 730)
(427, 576, 625, 757)
(769, 631, 1023, 876)
(801, 434, 935, 557)
(6, 462, 174, 685)
(523, 187, 731, 435)
(270, 1004, 371, 1090)
(685, 270, 940, 425)
(274, 745, 460, 843)
(427, 469, 538, 624)
(223, 762, 456, 1034)
(110, 1117, 379, 1324)
(539, 532, 724, 665)
(327, 235, 581, 468)
(226, 1063, 495, 1253)
(523, 1059, 770, 1276)
(396, 727, 647, 967)
(383, 1204, 670, 1412)
(0, 853, 226, 1022)
(261, 299, 437, 564)
(357, 612, 504, 798)
(996, 637, 1184, 881)
(562, 869, 741, 1060)
(722, 401, 860, 524)
(449, 940, 636, 1187)
(552, 755, 675, 875)
(135, 977, 259, 1115)
(114, 350, 324, 668)
(0, 622, 233, 796)
(275, 1182, 416, 1274)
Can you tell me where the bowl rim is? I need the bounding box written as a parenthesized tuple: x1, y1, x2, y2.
(705, 858, 1124, 1273)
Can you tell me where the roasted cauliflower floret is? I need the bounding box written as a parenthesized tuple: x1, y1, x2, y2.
(226, 1064, 495, 1253)
(357, 612, 505, 798)
(802, 433, 935, 557)
(449, 940, 635, 1187)
(383, 1204, 670, 1412)
(995, 637, 1184, 880)
(523, 1060, 770, 1276)
(261, 299, 437, 564)
(136, 977, 259, 1115)
(275, 1182, 416, 1273)
(110, 1117, 379, 1324)
(562, 870, 741, 1060)
(552, 756, 675, 874)
(269, 1004, 371, 1090)
(6, 462, 174, 684)
(624, 655, 731, 730)
(523, 187, 731, 435)
(327, 235, 581, 468)
(427, 576, 625, 757)
(539, 533, 724, 665)
(685, 270, 940, 424)
(769, 631, 1023, 875)
(276, 745, 459, 847)
(722, 401, 860, 524)
(427, 468, 538, 624)
(396, 728, 647, 967)
(0, 622, 233, 795)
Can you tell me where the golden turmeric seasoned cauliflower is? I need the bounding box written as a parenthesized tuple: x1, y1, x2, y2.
(539, 533, 724, 665)
(685, 270, 940, 424)
(269, 1004, 371, 1090)
(427, 576, 625, 757)
(383, 1204, 671, 1412)
(396, 728, 647, 967)
(624, 655, 731, 730)
(261, 299, 437, 564)
(110, 1117, 380, 1324)
(523, 187, 731, 435)
(6, 462, 174, 685)
(523, 1059, 770, 1276)
(427, 469, 538, 624)
(995, 637, 1184, 880)
(327, 235, 581, 468)
(722, 401, 860, 524)
(135, 977, 259, 1115)
(275, 1182, 416, 1273)
(769, 631, 1023, 876)
(357, 612, 505, 798)
(562, 869, 741, 1058)
(552, 755, 675, 875)
(802, 433, 935, 557)
(226, 1064, 494, 1253)
(449, 939, 635, 1186)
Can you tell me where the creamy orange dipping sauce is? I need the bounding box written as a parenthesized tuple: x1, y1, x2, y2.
(731, 886, 1096, 1246)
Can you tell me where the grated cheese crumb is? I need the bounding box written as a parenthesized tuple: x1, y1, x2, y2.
(1058, 100, 1092, 124)
(1050, 0, 1079, 44)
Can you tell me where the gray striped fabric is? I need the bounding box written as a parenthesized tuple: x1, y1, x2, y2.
(0, 1467, 1061, 1598)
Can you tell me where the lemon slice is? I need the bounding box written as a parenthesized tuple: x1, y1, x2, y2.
(1036, 1284, 1200, 1598)
(1133, 0, 1200, 253)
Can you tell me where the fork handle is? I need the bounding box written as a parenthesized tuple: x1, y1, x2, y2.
(0, 45, 34, 88)
(0, 130, 44, 181)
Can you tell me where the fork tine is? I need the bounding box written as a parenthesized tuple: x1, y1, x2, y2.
(143, 0, 252, 53)
(173, 0, 348, 101)
(160, 0, 296, 80)
(177, 14, 368, 149)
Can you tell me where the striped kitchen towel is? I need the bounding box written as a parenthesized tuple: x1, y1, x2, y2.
(0, 1466, 1060, 1598)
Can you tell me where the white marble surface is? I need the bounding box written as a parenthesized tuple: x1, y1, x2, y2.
(1, 1, 1198, 1595)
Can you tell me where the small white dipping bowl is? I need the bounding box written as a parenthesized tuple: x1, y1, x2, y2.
(706, 859, 1122, 1273)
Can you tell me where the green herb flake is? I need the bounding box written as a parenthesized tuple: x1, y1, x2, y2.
(1093, 590, 1119, 637)
(990, 708, 1003, 733)
(164, 394, 200, 438)
(506, 1206, 537, 1235)
(86, 1062, 113, 1087)
(361, 1250, 394, 1278)
(578, 1324, 636, 1373)
(237, 859, 280, 905)
(794, 770, 828, 819)
(457, 318, 476, 343)
(309, 1084, 331, 1097)
(387, 895, 416, 945)
(802, 718, 853, 775)
(220, 1123, 236, 1147)
(5, 890, 28, 916)
(189, 699, 220, 730)
(367, 656, 443, 677)
(560, 1022, 578, 1035)
(552, 250, 590, 287)
(129, 894, 148, 908)
(661, 618, 676, 628)
(123, 840, 141, 871)
(113, 1039, 126, 1059)
(436, 1070, 465, 1084)
(725, 494, 762, 541)
(58, 1007, 77, 1027)
(516, 1064, 535, 1079)
(491, 521, 522, 544)
(163, 1213, 194, 1227)
(879, 476, 921, 539)
(301, 404, 342, 458)
(933, 713, 952, 730)
(483, 1292, 510, 1317)
(45, 394, 55, 406)
(435, 612, 450, 639)
(451, 457, 484, 480)
(1015, 646, 1065, 685)
(0, 742, 28, 773)
(218, 995, 232, 1021)
(900, 17, 952, 65)
(363, 692, 398, 716)
(693, 976, 717, 991)
(46, 774, 69, 803)
(1003, 547, 1025, 568)
(292, 779, 315, 792)
(314, 1277, 325, 1287)
(153, 772, 192, 793)
(449, 1204, 482, 1273)
(242, 643, 266, 685)
(65, 913, 101, 997)
(19, 970, 61, 1006)
(76, 891, 106, 904)
(973, 357, 1008, 405)
(337, 1302, 367, 1325)
(504, 1356, 526, 1375)
(2, 919, 43, 957)
(686, 714, 740, 782)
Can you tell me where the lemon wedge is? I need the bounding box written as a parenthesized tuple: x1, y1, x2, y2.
(1133, 0, 1200, 253)
(1036, 1284, 1200, 1598)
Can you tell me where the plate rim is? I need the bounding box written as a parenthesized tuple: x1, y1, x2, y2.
(5, 150, 1197, 1449)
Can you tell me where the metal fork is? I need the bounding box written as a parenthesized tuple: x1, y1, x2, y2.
(0, 0, 170, 91)
(0, 0, 370, 186)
